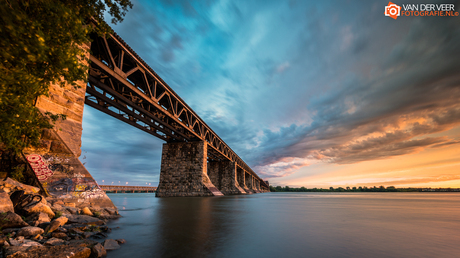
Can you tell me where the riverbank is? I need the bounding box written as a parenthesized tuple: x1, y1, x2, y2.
(0, 178, 125, 257)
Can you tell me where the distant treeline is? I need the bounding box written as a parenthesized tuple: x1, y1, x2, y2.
(269, 186, 460, 192)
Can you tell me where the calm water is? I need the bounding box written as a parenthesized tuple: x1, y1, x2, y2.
(105, 192, 460, 258)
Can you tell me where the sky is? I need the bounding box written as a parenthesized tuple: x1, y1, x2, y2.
(80, 0, 460, 188)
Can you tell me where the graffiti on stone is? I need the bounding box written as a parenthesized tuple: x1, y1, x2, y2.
(80, 188, 105, 199)
(27, 154, 54, 181)
(47, 178, 74, 196)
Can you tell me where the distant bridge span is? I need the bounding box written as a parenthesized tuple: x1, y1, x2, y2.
(85, 31, 269, 196)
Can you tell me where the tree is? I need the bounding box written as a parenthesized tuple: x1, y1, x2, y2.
(0, 0, 132, 155)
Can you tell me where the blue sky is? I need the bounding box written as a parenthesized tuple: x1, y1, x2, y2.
(81, 0, 460, 187)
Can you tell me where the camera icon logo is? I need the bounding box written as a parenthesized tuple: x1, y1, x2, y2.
(385, 2, 401, 19)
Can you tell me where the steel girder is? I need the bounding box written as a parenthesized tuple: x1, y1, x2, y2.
(86, 32, 268, 188)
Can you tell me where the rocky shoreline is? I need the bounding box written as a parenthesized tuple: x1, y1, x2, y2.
(0, 178, 123, 258)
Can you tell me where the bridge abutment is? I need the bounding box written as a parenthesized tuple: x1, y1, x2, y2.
(156, 141, 224, 197)
(22, 44, 116, 209)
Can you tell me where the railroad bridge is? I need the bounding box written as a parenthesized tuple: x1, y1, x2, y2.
(24, 28, 269, 203)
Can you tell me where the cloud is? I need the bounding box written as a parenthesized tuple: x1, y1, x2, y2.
(252, 12, 460, 178)
(82, 0, 460, 184)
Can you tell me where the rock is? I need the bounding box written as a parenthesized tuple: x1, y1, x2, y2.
(0, 190, 14, 213)
(2, 178, 40, 195)
(64, 202, 76, 208)
(24, 202, 55, 218)
(9, 238, 22, 246)
(4, 244, 91, 258)
(99, 214, 121, 220)
(26, 212, 51, 226)
(90, 243, 106, 258)
(68, 239, 98, 247)
(64, 215, 105, 225)
(116, 239, 126, 244)
(81, 207, 93, 216)
(55, 227, 67, 233)
(44, 237, 65, 246)
(54, 200, 64, 206)
(102, 239, 120, 250)
(104, 207, 118, 215)
(90, 232, 107, 239)
(82, 232, 93, 239)
(0, 235, 7, 245)
(0, 211, 29, 228)
(63, 223, 88, 231)
(18, 239, 42, 247)
(51, 232, 67, 239)
(17, 226, 44, 237)
(46, 216, 68, 233)
(67, 207, 79, 214)
(2, 228, 20, 234)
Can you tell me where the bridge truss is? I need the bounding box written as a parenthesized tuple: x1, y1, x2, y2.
(85, 32, 268, 188)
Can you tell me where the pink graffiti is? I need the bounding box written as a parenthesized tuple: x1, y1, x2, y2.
(27, 154, 54, 181)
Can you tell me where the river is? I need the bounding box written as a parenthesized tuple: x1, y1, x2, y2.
(105, 192, 460, 258)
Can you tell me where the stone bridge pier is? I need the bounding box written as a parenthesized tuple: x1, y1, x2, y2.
(156, 140, 256, 197)
(245, 172, 254, 193)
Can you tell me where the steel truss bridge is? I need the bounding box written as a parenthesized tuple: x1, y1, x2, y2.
(85, 32, 268, 189)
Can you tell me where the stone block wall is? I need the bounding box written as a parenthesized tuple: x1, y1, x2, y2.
(23, 43, 115, 208)
(34, 44, 89, 158)
(207, 161, 222, 190)
(208, 160, 246, 195)
(156, 141, 223, 197)
(24, 129, 115, 209)
(245, 172, 254, 193)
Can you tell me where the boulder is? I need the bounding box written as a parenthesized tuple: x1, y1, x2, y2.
(102, 239, 120, 250)
(0, 211, 29, 228)
(51, 232, 68, 239)
(44, 237, 65, 246)
(24, 203, 55, 218)
(17, 226, 44, 237)
(116, 239, 126, 244)
(18, 239, 43, 247)
(26, 212, 51, 226)
(4, 244, 91, 258)
(81, 207, 93, 216)
(46, 216, 68, 233)
(64, 202, 76, 208)
(67, 207, 79, 214)
(54, 200, 64, 206)
(90, 243, 106, 258)
(104, 207, 118, 215)
(0, 190, 14, 213)
(64, 215, 105, 226)
(1, 178, 40, 195)
(9, 238, 23, 246)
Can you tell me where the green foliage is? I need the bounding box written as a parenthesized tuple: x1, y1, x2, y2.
(10, 165, 25, 183)
(0, 0, 132, 154)
(54, 210, 62, 218)
(93, 211, 101, 217)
